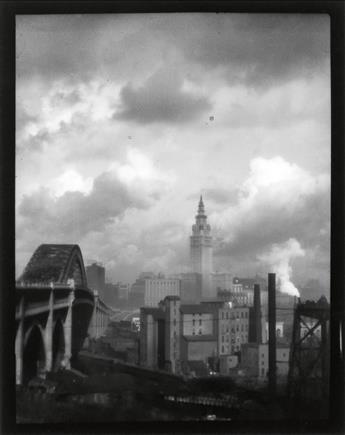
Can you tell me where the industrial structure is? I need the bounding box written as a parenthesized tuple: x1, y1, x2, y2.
(15, 244, 114, 385)
(287, 296, 330, 415)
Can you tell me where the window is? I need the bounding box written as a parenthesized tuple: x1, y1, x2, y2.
(236, 325, 239, 332)
(192, 330, 195, 335)
(261, 368, 265, 376)
(241, 312, 243, 318)
(226, 312, 229, 319)
(241, 324, 244, 332)
(222, 335, 224, 342)
(222, 312, 224, 320)
(174, 319, 176, 326)
(199, 329, 202, 335)
(199, 319, 202, 325)
(192, 319, 195, 326)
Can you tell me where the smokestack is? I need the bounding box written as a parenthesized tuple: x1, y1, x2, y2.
(254, 284, 262, 344)
(268, 273, 276, 396)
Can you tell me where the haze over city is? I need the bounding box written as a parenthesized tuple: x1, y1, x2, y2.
(16, 13, 330, 296)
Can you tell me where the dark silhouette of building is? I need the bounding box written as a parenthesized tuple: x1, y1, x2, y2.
(86, 263, 105, 299)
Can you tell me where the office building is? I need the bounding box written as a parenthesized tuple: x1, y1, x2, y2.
(190, 196, 214, 300)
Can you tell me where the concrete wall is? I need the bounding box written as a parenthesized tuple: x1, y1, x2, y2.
(187, 340, 217, 362)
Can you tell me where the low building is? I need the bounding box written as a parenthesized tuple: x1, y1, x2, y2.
(241, 342, 290, 383)
(219, 354, 239, 375)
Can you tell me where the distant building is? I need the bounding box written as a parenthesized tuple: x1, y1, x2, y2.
(218, 304, 250, 356)
(144, 277, 181, 307)
(116, 282, 130, 300)
(232, 276, 267, 306)
(130, 274, 181, 308)
(104, 282, 118, 307)
(212, 272, 233, 292)
(179, 272, 202, 304)
(263, 321, 285, 343)
(190, 196, 214, 300)
(241, 342, 290, 382)
(217, 289, 250, 307)
(86, 263, 105, 299)
(130, 278, 145, 307)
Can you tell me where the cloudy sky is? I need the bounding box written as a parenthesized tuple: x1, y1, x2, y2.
(16, 13, 330, 295)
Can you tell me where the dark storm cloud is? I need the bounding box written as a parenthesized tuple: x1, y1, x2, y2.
(116, 69, 211, 124)
(175, 14, 330, 87)
(17, 171, 153, 241)
(17, 14, 329, 88)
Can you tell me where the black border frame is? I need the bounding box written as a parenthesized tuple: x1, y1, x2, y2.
(1, 1, 344, 433)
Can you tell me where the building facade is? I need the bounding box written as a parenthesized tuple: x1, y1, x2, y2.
(241, 342, 290, 382)
(179, 272, 202, 304)
(160, 296, 181, 373)
(190, 196, 214, 300)
(144, 277, 181, 307)
(218, 304, 250, 356)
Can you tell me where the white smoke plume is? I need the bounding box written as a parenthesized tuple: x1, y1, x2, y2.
(258, 238, 305, 296)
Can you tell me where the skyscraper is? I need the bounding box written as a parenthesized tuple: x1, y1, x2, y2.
(190, 196, 214, 299)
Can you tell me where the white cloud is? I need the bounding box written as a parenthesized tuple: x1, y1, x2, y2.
(48, 169, 93, 197)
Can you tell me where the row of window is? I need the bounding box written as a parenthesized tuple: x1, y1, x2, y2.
(221, 311, 248, 320)
(222, 324, 248, 333)
(222, 333, 248, 343)
(221, 344, 240, 354)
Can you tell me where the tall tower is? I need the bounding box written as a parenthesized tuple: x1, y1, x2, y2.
(190, 196, 214, 299)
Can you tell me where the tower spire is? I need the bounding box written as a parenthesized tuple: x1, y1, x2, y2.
(198, 195, 205, 216)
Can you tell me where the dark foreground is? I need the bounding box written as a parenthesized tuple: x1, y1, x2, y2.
(16, 354, 328, 423)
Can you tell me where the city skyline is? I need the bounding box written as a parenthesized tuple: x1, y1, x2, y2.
(16, 13, 330, 295)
